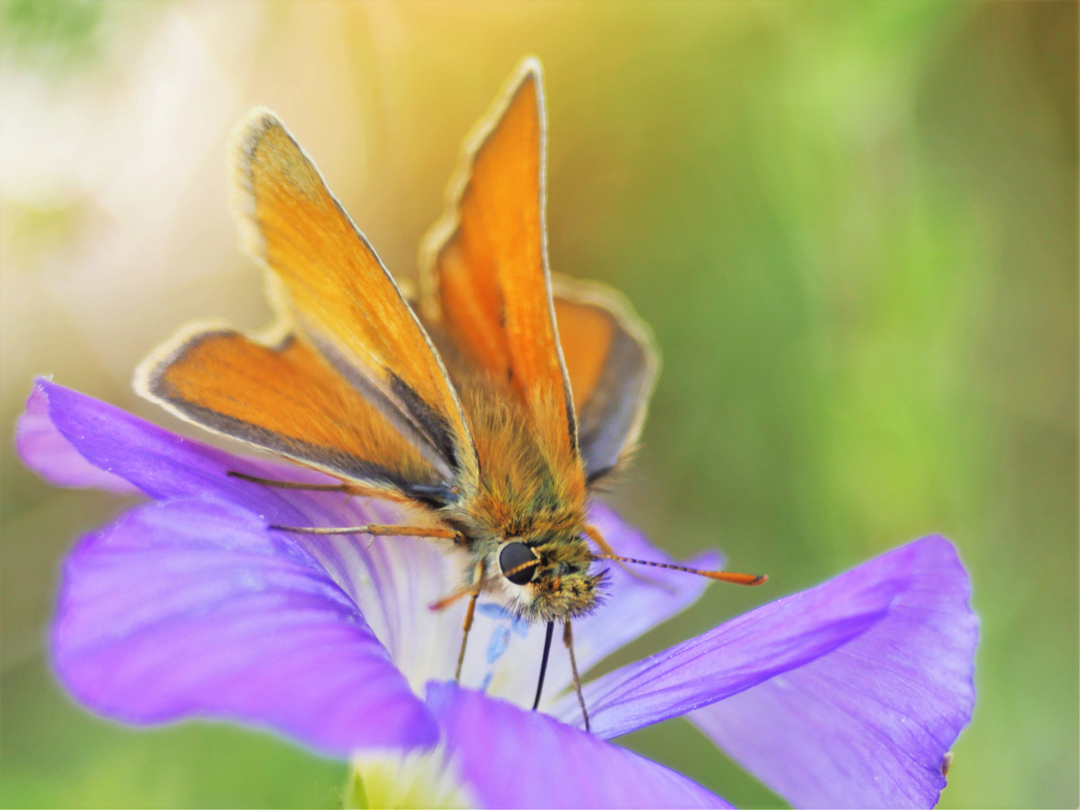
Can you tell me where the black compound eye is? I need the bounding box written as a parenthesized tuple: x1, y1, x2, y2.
(499, 542, 538, 585)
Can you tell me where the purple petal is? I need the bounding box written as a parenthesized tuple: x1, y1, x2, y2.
(690, 536, 977, 809)
(554, 539, 929, 737)
(426, 682, 730, 809)
(52, 495, 438, 755)
(16, 382, 141, 495)
(18, 379, 347, 525)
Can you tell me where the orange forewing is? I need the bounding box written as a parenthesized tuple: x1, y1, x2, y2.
(232, 110, 477, 483)
(137, 327, 446, 500)
(422, 61, 575, 451)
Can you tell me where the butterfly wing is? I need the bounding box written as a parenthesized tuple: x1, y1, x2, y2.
(420, 59, 577, 454)
(228, 109, 478, 487)
(552, 275, 659, 483)
(136, 323, 456, 504)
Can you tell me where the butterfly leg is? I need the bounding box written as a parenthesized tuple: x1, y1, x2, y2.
(227, 470, 353, 493)
(227, 471, 415, 504)
(563, 620, 591, 732)
(454, 560, 485, 683)
(429, 584, 473, 612)
(230, 472, 466, 541)
(269, 524, 462, 540)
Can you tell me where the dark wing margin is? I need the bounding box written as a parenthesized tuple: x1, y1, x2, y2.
(551, 275, 659, 483)
(135, 321, 456, 505)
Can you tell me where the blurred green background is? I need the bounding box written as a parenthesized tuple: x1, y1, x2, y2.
(1, 1, 1076, 807)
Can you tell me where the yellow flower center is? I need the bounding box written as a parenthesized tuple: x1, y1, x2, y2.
(346, 746, 476, 809)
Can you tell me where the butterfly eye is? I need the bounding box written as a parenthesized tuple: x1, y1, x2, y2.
(499, 542, 538, 585)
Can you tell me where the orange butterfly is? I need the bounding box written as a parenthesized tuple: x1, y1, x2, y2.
(135, 57, 763, 729)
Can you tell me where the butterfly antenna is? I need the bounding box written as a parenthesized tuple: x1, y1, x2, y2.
(532, 621, 556, 711)
(589, 553, 767, 585)
(501, 558, 539, 579)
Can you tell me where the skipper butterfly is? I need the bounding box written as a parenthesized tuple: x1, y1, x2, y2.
(136, 58, 764, 730)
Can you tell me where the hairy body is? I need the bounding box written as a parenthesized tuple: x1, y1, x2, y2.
(441, 378, 600, 623)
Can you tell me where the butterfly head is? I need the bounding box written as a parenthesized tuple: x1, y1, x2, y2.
(493, 534, 602, 623)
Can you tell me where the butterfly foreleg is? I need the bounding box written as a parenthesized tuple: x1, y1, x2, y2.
(269, 523, 463, 541)
(454, 560, 485, 683)
(229, 472, 463, 541)
(227, 470, 419, 505)
(429, 583, 475, 612)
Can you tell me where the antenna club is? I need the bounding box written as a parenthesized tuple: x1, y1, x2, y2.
(704, 570, 768, 586)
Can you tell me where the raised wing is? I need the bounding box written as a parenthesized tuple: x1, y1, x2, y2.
(420, 59, 576, 454)
(136, 324, 456, 505)
(552, 276, 659, 483)
(231, 109, 477, 487)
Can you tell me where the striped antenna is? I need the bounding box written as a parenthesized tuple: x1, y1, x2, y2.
(502, 558, 539, 579)
(590, 553, 767, 586)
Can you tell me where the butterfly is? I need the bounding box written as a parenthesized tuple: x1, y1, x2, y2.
(135, 57, 764, 730)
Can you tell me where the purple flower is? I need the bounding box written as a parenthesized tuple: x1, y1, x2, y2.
(18, 379, 977, 808)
